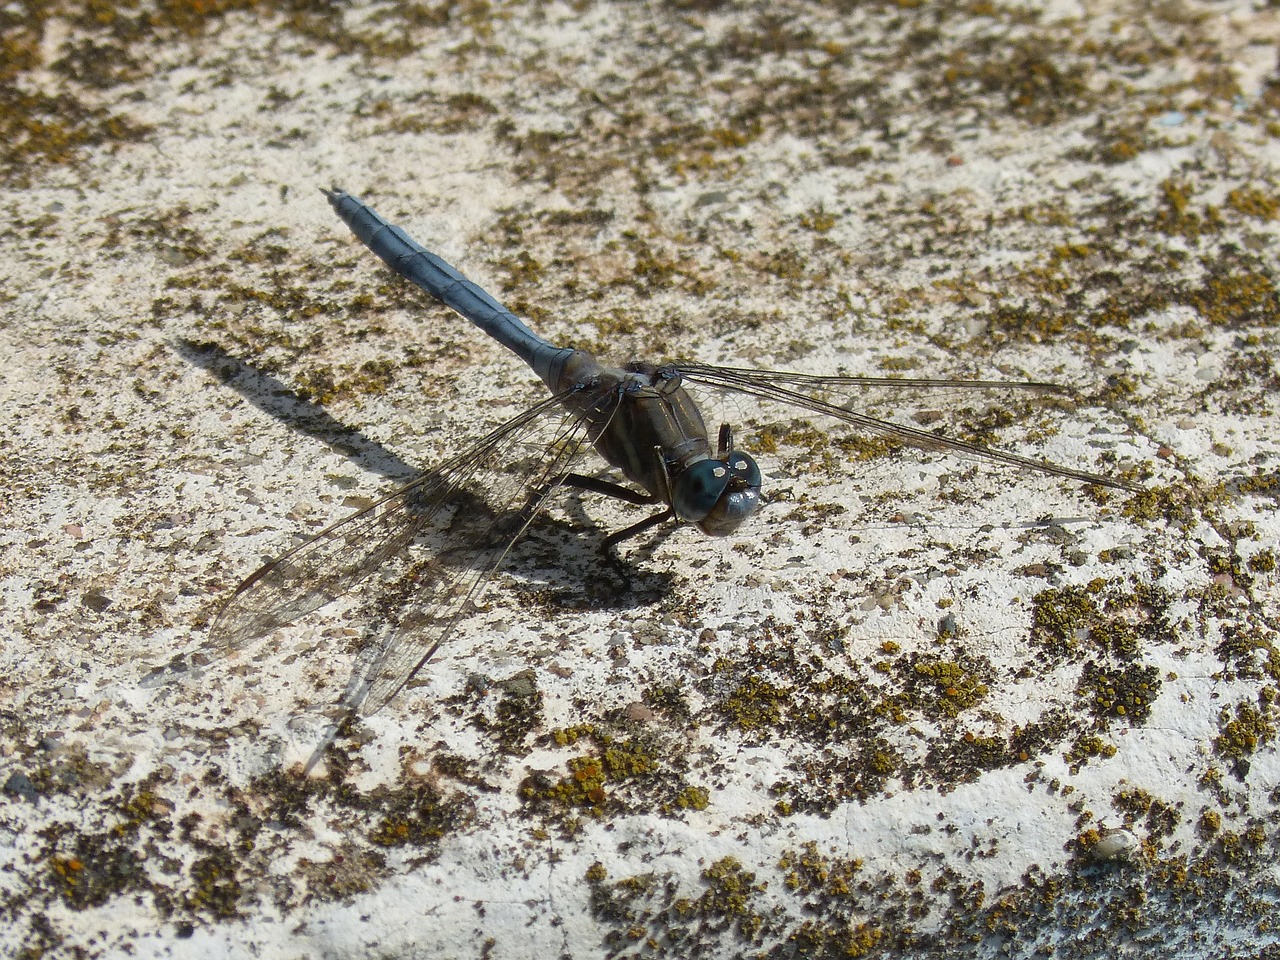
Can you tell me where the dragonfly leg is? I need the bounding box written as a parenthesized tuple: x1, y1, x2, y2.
(555, 473, 673, 548)
(602, 507, 675, 547)
(558, 473, 660, 506)
(504, 473, 656, 538)
(593, 442, 683, 546)
(717, 423, 734, 456)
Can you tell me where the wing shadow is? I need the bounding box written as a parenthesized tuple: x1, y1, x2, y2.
(176, 337, 669, 620)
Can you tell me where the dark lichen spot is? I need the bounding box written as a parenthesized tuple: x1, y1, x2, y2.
(1214, 622, 1280, 686)
(1112, 787, 1181, 842)
(671, 857, 770, 941)
(367, 781, 473, 848)
(1030, 581, 1169, 663)
(184, 849, 243, 920)
(926, 732, 1010, 789)
(448, 668, 544, 756)
(1077, 660, 1162, 725)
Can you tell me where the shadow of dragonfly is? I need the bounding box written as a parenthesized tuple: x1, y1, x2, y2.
(207, 189, 1141, 758)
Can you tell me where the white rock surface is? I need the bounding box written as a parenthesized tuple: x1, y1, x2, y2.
(1, 2, 1278, 958)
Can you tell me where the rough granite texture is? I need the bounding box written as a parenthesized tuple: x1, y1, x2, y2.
(2, 1, 1278, 958)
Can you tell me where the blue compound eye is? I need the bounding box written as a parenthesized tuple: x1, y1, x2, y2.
(671, 453, 764, 534)
(726, 453, 761, 489)
(698, 451, 762, 537)
(672, 460, 731, 523)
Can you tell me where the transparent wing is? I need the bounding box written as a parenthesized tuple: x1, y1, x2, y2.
(675, 362, 1138, 492)
(343, 394, 607, 716)
(209, 389, 584, 653)
(672, 362, 1073, 395)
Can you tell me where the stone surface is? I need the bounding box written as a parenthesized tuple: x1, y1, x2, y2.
(2, 2, 1278, 958)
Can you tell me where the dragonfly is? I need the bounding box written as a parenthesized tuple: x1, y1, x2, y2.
(210, 188, 1138, 722)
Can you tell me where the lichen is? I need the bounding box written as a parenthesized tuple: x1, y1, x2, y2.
(1077, 660, 1162, 726)
(520, 726, 709, 823)
(1213, 698, 1277, 781)
(1029, 581, 1169, 663)
(898, 655, 990, 719)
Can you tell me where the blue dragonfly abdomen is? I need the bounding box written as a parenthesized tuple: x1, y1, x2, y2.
(323, 188, 763, 541)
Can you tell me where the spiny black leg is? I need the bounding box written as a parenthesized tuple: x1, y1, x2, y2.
(558, 473, 659, 506)
(532, 472, 669, 549)
(547, 467, 673, 549)
(602, 508, 674, 548)
(508, 472, 653, 532)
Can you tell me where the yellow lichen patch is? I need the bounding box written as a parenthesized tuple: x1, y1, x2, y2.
(1182, 263, 1280, 329)
(524, 727, 710, 822)
(1151, 179, 1224, 240)
(1226, 185, 1280, 221)
(717, 672, 790, 732)
(1213, 699, 1277, 780)
(1064, 733, 1118, 773)
(778, 841, 863, 898)
(1029, 580, 1168, 662)
(799, 207, 837, 233)
(902, 656, 990, 718)
(671, 858, 769, 939)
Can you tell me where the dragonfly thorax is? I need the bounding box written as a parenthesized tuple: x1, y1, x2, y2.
(673, 452, 762, 537)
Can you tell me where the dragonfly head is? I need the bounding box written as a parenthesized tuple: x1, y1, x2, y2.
(672, 453, 763, 537)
